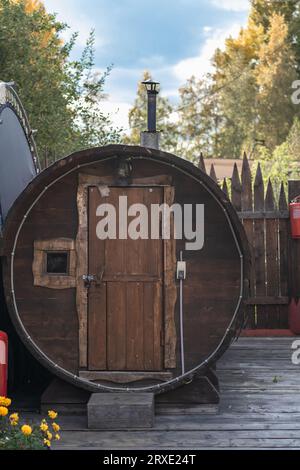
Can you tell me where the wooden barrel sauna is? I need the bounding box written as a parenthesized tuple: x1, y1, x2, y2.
(1, 145, 250, 394)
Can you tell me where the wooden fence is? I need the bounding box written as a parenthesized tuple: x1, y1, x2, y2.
(198, 153, 300, 330)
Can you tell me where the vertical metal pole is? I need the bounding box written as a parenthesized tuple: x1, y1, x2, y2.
(179, 250, 185, 375)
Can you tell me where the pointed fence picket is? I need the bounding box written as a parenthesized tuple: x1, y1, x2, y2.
(198, 153, 291, 330)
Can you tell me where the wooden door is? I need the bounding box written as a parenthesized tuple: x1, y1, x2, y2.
(88, 186, 164, 372)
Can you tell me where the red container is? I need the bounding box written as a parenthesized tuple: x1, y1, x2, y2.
(0, 331, 8, 397)
(289, 298, 300, 334)
(290, 197, 300, 238)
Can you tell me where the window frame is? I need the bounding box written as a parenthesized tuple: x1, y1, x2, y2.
(32, 238, 76, 289)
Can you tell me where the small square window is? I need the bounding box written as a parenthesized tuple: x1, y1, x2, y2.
(46, 251, 69, 274)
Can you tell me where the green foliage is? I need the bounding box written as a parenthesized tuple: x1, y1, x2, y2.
(253, 135, 300, 198)
(173, 2, 300, 161)
(0, 0, 121, 166)
(177, 77, 220, 161)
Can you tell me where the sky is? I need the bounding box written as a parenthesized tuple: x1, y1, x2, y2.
(43, 0, 250, 131)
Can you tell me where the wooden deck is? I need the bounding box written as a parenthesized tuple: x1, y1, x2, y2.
(46, 338, 300, 449)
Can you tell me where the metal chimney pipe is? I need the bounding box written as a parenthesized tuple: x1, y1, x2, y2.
(140, 79, 160, 150)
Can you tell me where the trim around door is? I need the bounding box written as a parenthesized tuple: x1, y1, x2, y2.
(75, 173, 177, 371)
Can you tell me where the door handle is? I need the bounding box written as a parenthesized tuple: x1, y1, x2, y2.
(82, 268, 105, 288)
(82, 274, 100, 288)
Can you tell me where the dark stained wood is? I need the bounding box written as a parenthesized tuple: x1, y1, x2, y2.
(163, 186, 177, 369)
(156, 370, 219, 405)
(241, 155, 255, 328)
(209, 163, 218, 183)
(144, 282, 163, 370)
(198, 153, 206, 173)
(79, 173, 173, 186)
(5, 174, 80, 373)
(2, 145, 247, 394)
(253, 164, 266, 329)
(79, 371, 173, 383)
(88, 186, 164, 373)
(88, 284, 107, 370)
(241, 153, 252, 212)
(231, 163, 241, 211)
(246, 296, 289, 305)
(107, 282, 127, 370)
(237, 211, 288, 219)
(278, 183, 289, 328)
(264, 180, 280, 329)
(126, 282, 144, 370)
(222, 178, 229, 198)
(88, 187, 107, 370)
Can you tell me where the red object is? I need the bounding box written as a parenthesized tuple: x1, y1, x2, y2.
(242, 329, 295, 337)
(0, 331, 8, 397)
(290, 197, 300, 238)
(289, 298, 300, 335)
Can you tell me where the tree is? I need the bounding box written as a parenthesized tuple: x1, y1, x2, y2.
(209, 18, 264, 158)
(124, 71, 179, 154)
(176, 76, 220, 161)
(286, 117, 300, 159)
(254, 142, 299, 200)
(176, 17, 265, 159)
(0, 0, 121, 166)
(253, 118, 300, 198)
(250, 0, 300, 72)
(254, 14, 298, 150)
(181, 7, 300, 159)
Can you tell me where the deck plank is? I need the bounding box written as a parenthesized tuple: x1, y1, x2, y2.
(35, 337, 300, 449)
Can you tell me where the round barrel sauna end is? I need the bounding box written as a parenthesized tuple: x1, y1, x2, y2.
(2, 145, 250, 394)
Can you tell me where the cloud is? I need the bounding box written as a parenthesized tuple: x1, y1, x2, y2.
(211, 0, 250, 12)
(100, 100, 132, 131)
(101, 65, 181, 131)
(173, 23, 243, 82)
(43, 0, 105, 47)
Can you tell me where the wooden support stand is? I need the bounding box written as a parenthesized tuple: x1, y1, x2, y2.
(41, 378, 90, 415)
(156, 368, 219, 409)
(41, 368, 219, 420)
(87, 393, 154, 430)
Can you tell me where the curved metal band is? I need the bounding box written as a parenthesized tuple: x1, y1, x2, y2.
(0, 82, 40, 172)
(9, 153, 244, 394)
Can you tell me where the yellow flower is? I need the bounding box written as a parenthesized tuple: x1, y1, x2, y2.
(0, 406, 8, 417)
(46, 431, 53, 440)
(9, 413, 19, 426)
(52, 422, 60, 432)
(43, 439, 51, 448)
(21, 424, 32, 436)
(48, 410, 58, 419)
(40, 422, 48, 432)
(0, 397, 11, 407)
(55, 434, 60, 441)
